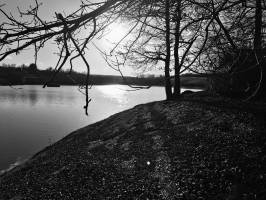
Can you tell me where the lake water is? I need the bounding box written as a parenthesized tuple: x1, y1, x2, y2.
(0, 85, 198, 173)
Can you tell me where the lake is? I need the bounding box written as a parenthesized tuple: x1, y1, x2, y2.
(0, 85, 199, 173)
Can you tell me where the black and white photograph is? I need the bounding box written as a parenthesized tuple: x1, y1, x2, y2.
(0, 0, 266, 199)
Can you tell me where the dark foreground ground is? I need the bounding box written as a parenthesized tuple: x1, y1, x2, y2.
(0, 92, 266, 200)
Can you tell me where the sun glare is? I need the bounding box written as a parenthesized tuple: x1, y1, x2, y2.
(97, 85, 127, 104)
(104, 23, 129, 43)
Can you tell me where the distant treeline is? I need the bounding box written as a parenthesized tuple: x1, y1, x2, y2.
(0, 65, 207, 89)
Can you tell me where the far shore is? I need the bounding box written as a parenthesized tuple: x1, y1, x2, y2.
(0, 66, 208, 89)
(0, 76, 208, 90)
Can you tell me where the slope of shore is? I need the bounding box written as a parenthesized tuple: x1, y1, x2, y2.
(0, 92, 266, 200)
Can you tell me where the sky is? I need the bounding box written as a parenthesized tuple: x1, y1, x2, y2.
(0, 0, 139, 76)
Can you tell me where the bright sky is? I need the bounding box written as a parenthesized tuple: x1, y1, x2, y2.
(0, 0, 137, 76)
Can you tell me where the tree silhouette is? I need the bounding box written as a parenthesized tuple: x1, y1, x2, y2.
(0, 0, 137, 114)
(1, 0, 265, 110)
(103, 0, 212, 99)
(186, 0, 266, 100)
(0, 0, 205, 104)
(28, 63, 38, 72)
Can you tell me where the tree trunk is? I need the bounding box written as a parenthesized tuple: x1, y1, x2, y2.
(253, 0, 266, 99)
(173, 1, 181, 97)
(165, 0, 173, 100)
(254, 0, 262, 50)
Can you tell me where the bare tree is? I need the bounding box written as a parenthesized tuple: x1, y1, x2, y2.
(0, 0, 137, 114)
(103, 0, 213, 99)
(185, 0, 266, 100)
(4, 0, 261, 107)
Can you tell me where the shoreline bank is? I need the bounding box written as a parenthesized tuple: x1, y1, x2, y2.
(0, 91, 265, 199)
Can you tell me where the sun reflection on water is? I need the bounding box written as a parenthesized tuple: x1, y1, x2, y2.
(97, 85, 128, 104)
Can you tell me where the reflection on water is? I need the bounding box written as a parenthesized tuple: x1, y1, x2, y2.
(28, 90, 38, 106)
(0, 85, 167, 172)
(0, 85, 201, 173)
(0, 86, 78, 106)
(97, 85, 128, 105)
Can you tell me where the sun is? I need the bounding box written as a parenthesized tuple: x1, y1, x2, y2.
(104, 22, 129, 44)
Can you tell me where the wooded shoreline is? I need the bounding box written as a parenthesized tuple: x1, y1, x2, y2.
(0, 66, 208, 89)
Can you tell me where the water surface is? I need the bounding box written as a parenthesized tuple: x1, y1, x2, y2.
(0, 85, 199, 172)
